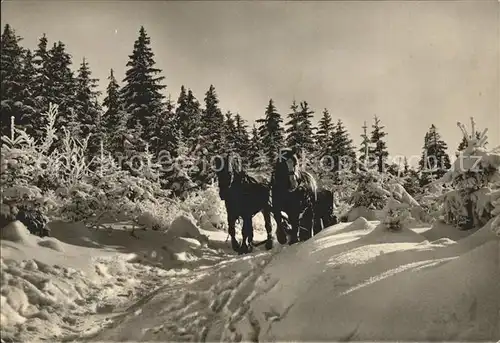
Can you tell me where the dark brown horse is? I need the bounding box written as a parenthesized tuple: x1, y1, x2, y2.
(213, 153, 274, 254)
(271, 148, 320, 244)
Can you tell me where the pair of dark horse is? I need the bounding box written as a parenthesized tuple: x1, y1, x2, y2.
(214, 148, 337, 254)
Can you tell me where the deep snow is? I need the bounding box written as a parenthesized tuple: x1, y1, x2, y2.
(1, 214, 499, 342)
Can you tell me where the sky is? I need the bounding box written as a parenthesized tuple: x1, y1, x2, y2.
(2, 0, 499, 162)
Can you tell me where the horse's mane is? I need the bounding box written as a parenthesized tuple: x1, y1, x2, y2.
(298, 170, 318, 202)
(227, 156, 263, 187)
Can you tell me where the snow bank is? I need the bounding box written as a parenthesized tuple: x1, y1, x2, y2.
(0, 215, 231, 342)
(347, 206, 378, 221)
(230, 220, 499, 341)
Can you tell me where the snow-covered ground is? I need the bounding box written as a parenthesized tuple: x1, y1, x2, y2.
(1, 215, 499, 342)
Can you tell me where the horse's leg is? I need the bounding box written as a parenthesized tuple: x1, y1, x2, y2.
(273, 209, 287, 245)
(313, 213, 323, 236)
(240, 216, 253, 254)
(227, 213, 240, 253)
(288, 213, 301, 245)
(263, 206, 273, 250)
(299, 207, 314, 242)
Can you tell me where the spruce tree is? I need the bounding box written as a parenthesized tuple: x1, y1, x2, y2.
(316, 108, 333, 155)
(175, 85, 188, 134)
(418, 124, 451, 185)
(74, 57, 102, 157)
(1, 24, 28, 137)
(175, 86, 202, 143)
(285, 100, 315, 156)
(457, 131, 484, 153)
(285, 100, 300, 150)
(328, 119, 356, 175)
(234, 114, 251, 163)
(298, 101, 316, 154)
(31, 33, 51, 138)
(225, 111, 238, 153)
(102, 69, 125, 156)
(248, 124, 266, 171)
(153, 95, 177, 158)
(19, 49, 37, 136)
(120, 26, 166, 143)
(45, 41, 76, 131)
(369, 115, 389, 173)
(200, 84, 225, 156)
(185, 88, 202, 146)
(359, 121, 372, 167)
(257, 99, 285, 164)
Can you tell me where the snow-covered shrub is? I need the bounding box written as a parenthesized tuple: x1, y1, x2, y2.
(434, 119, 500, 230)
(348, 169, 390, 210)
(381, 180, 415, 231)
(181, 182, 227, 231)
(1, 103, 174, 232)
(1, 107, 60, 219)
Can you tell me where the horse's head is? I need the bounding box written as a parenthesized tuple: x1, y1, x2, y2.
(274, 148, 301, 192)
(213, 153, 242, 200)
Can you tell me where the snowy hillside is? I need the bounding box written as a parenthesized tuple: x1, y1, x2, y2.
(2, 214, 498, 342)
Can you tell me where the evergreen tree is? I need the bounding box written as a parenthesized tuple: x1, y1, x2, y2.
(328, 119, 357, 175)
(315, 108, 334, 155)
(286, 100, 315, 156)
(1, 24, 28, 137)
(152, 95, 177, 166)
(31, 33, 51, 138)
(45, 41, 76, 131)
(74, 57, 102, 157)
(184, 88, 202, 146)
(175, 85, 188, 133)
(234, 114, 251, 162)
(358, 121, 372, 167)
(418, 124, 451, 185)
(257, 99, 285, 164)
(200, 84, 225, 155)
(457, 131, 484, 153)
(120, 26, 166, 143)
(175, 86, 202, 143)
(369, 115, 389, 173)
(19, 49, 38, 136)
(298, 101, 316, 154)
(102, 69, 126, 156)
(225, 111, 238, 153)
(248, 124, 266, 171)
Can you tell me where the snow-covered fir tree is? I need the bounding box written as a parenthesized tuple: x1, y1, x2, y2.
(73, 57, 102, 158)
(256, 99, 285, 164)
(224, 111, 238, 153)
(102, 68, 126, 157)
(149, 94, 177, 159)
(286, 101, 315, 156)
(435, 118, 500, 230)
(457, 131, 484, 154)
(315, 108, 334, 156)
(46, 41, 77, 131)
(369, 115, 389, 173)
(1, 24, 29, 137)
(120, 26, 166, 143)
(358, 121, 372, 167)
(19, 49, 37, 136)
(31, 33, 51, 138)
(248, 124, 267, 172)
(418, 124, 451, 186)
(234, 114, 251, 164)
(328, 119, 356, 175)
(200, 84, 225, 157)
